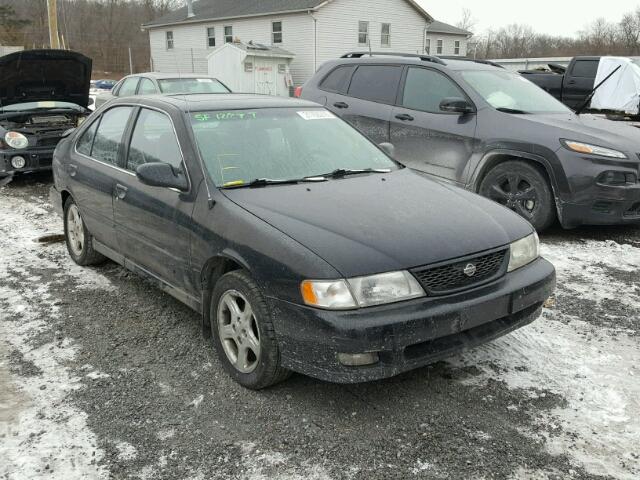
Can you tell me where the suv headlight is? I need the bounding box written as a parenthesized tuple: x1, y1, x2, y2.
(5, 131, 29, 149)
(508, 232, 540, 272)
(562, 140, 627, 159)
(301, 271, 425, 310)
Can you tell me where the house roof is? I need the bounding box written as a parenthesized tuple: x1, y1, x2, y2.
(213, 41, 296, 58)
(143, 0, 433, 28)
(427, 20, 472, 36)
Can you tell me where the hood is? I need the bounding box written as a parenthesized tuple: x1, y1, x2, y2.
(223, 169, 532, 278)
(0, 50, 92, 108)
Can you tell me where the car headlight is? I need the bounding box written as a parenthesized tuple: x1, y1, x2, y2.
(301, 271, 425, 310)
(562, 139, 627, 159)
(5, 131, 29, 149)
(508, 232, 540, 273)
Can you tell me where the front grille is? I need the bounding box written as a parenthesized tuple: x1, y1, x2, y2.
(411, 249, 509, 296)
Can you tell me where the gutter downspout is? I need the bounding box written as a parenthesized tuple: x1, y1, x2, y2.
(308, 11, 318, 71)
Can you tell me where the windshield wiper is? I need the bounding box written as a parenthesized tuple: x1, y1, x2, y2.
(324, 168, 392, 178)
(496, 107, 530, 114)
(222, 176, 327, 189)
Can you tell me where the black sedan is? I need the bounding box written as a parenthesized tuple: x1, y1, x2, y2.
(52, 94, 556, 389)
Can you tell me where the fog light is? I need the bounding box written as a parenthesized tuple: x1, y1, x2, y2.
(597, 171, 637, 186)
(337, 352, 380, 367)
(11, 156, 26, 169)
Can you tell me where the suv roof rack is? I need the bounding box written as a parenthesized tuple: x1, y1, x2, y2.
(437, 56, 505, 69)
(341, 51, 446, 65)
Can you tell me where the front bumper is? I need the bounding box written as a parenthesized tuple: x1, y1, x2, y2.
(268, 257, 556, 383)
(0, 148, 55, 176)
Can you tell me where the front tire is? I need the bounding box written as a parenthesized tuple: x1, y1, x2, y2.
(63, 197, 106, 266)
(210, 270, 291, 390)
(479, 161, 556, 231)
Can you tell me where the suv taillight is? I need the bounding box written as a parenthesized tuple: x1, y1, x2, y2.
(294, 86, 303, 98)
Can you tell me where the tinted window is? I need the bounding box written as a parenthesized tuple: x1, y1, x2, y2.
(320, 66, 355, 94)
(76, 120, 99, 156)
(571, 60, 599, 78)
(138, 78, 157, 95)
(118, 78, 139, 97)
(92, 107, 133, 165)
(347, 65, 402, 104)
(402, 68, 466, 112)
(127, 109, 182, 172)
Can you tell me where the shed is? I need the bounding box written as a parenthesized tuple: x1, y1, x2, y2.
(207, 42, 295, 97)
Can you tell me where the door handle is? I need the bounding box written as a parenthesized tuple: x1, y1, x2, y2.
(567, 80, 576, 85)
(395, 113, 414, 122)
(115, 184, 128, 200)
(334, 102, 349, 109)
(68, 164, 78, 177)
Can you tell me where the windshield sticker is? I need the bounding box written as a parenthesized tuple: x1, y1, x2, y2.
(194, 112, 258, 121)
(297, 110, 336, 120)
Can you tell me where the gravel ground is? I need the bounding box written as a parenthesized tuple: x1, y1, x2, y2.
(1, 172, 639, 480)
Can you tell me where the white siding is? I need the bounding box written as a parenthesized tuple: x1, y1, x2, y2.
(425, 33, 468, 57)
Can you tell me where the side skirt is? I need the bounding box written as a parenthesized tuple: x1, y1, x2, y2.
(93, 239, 202, 314)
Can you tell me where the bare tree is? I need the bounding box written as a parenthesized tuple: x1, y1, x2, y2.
(456, 8, 476, 32)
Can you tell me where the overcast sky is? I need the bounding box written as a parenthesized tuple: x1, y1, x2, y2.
(418, 0, 640, 36)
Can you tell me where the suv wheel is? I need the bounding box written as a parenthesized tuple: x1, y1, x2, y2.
(479, 161, 556, 231)
(210, 270, 291, 390)
(63, 198, 106, 266)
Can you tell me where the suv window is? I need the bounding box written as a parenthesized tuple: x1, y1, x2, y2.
(118, 77, 139, 97)
(347, 65, 403, 104)
(138, 78, 158, 95)
(320, 66, 356, 94)
(127, 109, 183, 173)
(571, 60, 599, 78)
(92, 107, 134, 165)
(76, 119, 99, 156)
(402, 67, 466, 113)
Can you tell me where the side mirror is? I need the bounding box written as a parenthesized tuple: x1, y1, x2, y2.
(440, 97, 475, 114)
(379, 142, 396, 158)
(136, 162, 188, 191)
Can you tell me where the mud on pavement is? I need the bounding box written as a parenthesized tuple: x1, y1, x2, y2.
(1, 173, 639, 480)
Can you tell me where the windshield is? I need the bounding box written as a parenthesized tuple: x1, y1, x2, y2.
(461, 70, 571, 113)
(0, 101, 84, 112)
(159, 78, 230, 94)
(189, 108, 398, 187)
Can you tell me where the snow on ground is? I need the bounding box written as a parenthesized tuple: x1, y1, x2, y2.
(452, 240, 640, 479)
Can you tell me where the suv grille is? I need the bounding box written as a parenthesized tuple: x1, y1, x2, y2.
(411, 249, 509, 296)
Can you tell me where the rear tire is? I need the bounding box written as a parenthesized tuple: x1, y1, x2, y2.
(479, 161, 556, 231)
(210, 270, 291, 390)
(63, 197, 106, 266)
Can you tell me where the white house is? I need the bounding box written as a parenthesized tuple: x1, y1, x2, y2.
(142, 0, 472, 86)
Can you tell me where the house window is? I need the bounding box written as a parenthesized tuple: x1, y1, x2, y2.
(454, 40, 461, 55)
(272, 21, 283, 44)
(425, 38, 431, 54)
(381, 23, 391, 47)
(166, 31, 174, 50)
(224, 25, 233, 43)
(244, 62, 253, 72)
(278, 64, 286, 74)
(437, 39, 443, 55)
(207, 27, 216, 47)
(358, 21, 369, 45)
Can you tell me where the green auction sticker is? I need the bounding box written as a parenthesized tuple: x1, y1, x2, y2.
(194, 113, 211, 121)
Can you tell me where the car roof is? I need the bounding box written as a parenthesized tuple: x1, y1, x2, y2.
(115, 93, 321, 111)
(324, 54, 502, 71)
(126, 72, 222, 80)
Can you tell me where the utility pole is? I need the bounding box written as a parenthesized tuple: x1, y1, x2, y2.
(129, 46, 133, 74)
(47, 0, 60, 49)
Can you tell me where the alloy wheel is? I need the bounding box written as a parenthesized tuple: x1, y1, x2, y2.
(217, 290, 261, 374)
(66, 204, 85, 257)
(487, 173, 539, 220)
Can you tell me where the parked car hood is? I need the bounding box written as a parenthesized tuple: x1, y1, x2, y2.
(0, 49, 92, 108)
(222, 169, 532, 278)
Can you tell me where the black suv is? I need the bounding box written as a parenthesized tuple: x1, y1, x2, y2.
(301, 52, 640, 231)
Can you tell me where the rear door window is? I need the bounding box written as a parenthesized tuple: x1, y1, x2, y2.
(118, 77, 139, 97)
(76, 119, 99, 156)
(320, 66, 356, 94)
(402, 67, 466, 113)
(127, 108, 183, 173)
(91, 107, 134, 165)
(347, 65, 403, 104)
(571, 60, 599, 78)
(138, 78, 158, 95)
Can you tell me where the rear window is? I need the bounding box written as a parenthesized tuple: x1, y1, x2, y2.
(347, 65, 403, 104)
(158, 78, 230, 94)
(571, 60, 599, 78)
(320, 66, 356, 94)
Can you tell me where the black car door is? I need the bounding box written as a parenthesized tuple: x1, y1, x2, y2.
(390, 66, 477, 184)
(66, 106, 135, 249)
(563, 59, 599, 109)
(112, 106, 196, 298)
(335, 64, 403, 144)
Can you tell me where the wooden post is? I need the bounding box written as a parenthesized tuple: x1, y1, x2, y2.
(47, 0, 60, 49)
